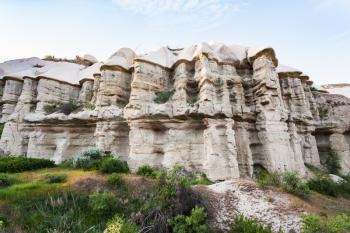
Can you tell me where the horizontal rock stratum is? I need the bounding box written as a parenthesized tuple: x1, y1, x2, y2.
(0, 42, 349, 180)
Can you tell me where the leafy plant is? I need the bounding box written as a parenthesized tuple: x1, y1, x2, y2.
(302, 214, 350, 233)
(104, 215, 138, 233)
(72, 147, 104, 169)
(89, 191, 120, 217)
(0, 123, 4, 137)
(154, 89, 175, 104)
(0, 156, 55, 173)
(137, 164, 158, 178)
(82, 102, 96, 110)
(107, 173, 124, 186)
(169, 207, 211, 233)
(230, 214, 273, 233)
(0, 173, 17, 187)
(43, 174, 67, 184)
(43, 104, 58, 115)
(318, 106, 329, 119)
(43, 100, 80, 115)
(99, 157, 130, 174)
(138, 165, 204, 232)
(254, 165, 281, 187)
(324, 149, 341, 175)
(281, 172, 310, 198)
(308, 175, 340, 197)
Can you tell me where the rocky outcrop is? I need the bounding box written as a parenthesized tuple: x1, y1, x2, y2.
(0, 43, 349, 180)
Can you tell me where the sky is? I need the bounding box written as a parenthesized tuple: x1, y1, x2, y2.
(0, 0, 349, 84)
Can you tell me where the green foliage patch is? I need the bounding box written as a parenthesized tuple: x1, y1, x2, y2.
(170, 207, 211, 233)
(154, 89, 175, 104)
(302, 214, 350, 233)
(0, 173, 17, 187)
(324, 149, 341, 175)
(230, 214, 274, 233)
(255, 166, 310, 198)
(0, 156, 55, 173)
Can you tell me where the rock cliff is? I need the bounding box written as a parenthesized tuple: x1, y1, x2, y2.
(0, 43, 349, 180)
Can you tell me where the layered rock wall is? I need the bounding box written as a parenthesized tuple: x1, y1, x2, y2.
(0, 43, 349, 180)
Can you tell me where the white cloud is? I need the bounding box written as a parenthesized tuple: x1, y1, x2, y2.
(112, 0, 246, 31)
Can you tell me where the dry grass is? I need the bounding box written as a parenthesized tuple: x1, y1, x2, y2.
(289, 192, 350, 216)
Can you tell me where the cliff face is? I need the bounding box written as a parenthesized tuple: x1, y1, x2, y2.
(0, 43, 349, 180)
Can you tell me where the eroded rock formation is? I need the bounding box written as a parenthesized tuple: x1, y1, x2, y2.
(0, 43, 349, 180)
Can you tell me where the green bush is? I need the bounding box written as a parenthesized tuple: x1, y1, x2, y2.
(72, 147, 104, 169)
(43, 104, 58, 115)
(154, 89, 175, 104)
(104, 215, 138, 233)
(324, 150, 341, 175)
(170, 207, 211, 233)
(43, 100, 80, 115)
(281, 172, 310, 198)
(107, 173, 124, 186)
(190, 173, 213, 185)
(60, 99, 79, 115)
(0, 173, 17, 187)
(0, 156, 55, 173)
(137, 164, 158, 178)
(230, 214, 273, 233)
(0, 123, 4, 137)
(99, 157, 129, 174)
(139, 165, 204, 232)
(254, 165, 281, 187)
(302, 214, 350, 233)
(318, 106, 329, 119)
(82, 102, 96, 110)
(89, 191, 120, 217)
(43, 174, 67, 184)
(308, 175, 340, 197)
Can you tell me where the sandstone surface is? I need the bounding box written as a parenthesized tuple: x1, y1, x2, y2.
(0, 43, 349, 179)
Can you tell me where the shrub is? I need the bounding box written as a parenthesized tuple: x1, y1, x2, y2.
(302, 214, 350, 233)
(190, 173, 213, 185)
(89, 191, 120, 217)
(154, 89, 175, 104)
(43, 100, 80, 115)
(281, 172, 310, 198)
(230, 214, 273, 233)
(138, 165, 204, 232)
(324, 150, 341, 175)
(318, 106, 329, 119)
(0, 123, 4, 137)
(72, 147, 104, 169)
(137, 164, 157, 178)
(60, 100, 79, 115)
(104, 215, 138, 233)
(254, 165, 281, 187)
(0, 156, 55, 173)
(99, 157, 129, 174)
(308, 175, 340, 197)
(0, 173, 17, 187)
(44, 174, 67, 184)
(107, 173, 124, 186)
(43, 104, 58, 115)
(170, 207, 211, 233)
(82, 102, 96, 110)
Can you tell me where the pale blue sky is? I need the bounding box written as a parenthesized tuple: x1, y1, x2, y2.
(0, 0, 349, 84)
